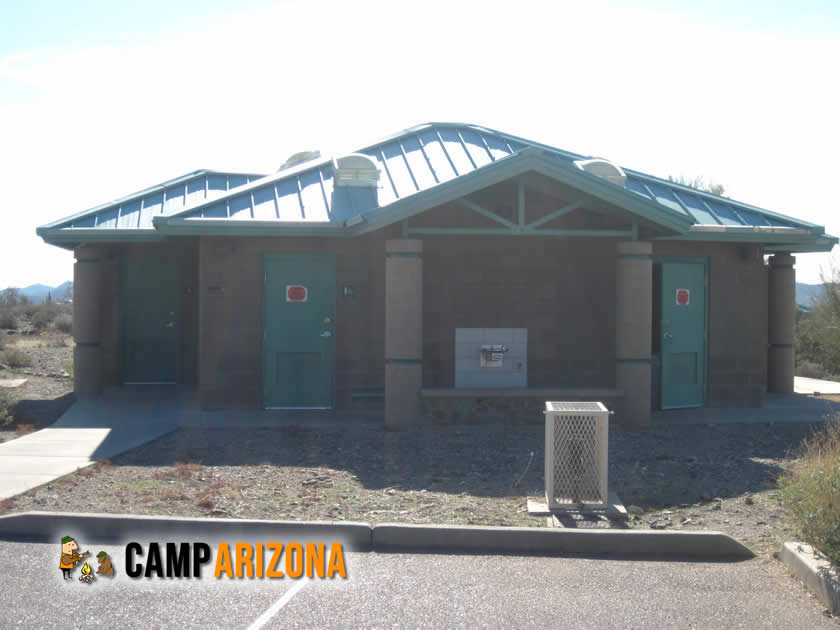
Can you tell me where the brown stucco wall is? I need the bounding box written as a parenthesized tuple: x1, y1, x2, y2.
(93, 240, 199, 387)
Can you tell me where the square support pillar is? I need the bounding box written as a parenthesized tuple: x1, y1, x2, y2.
(768, 253, 796, 393)
(385, 239, 423, 429)
(616, 241, 653, 426)
(73, 246, 103, 397)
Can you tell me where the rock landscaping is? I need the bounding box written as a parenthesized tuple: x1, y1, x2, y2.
(2, 418, 824, 566)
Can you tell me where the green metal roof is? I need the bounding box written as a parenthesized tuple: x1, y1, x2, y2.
(37, 123, 836, 253)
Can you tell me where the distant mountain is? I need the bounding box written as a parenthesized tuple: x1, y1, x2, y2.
(797, 282, 825, 308)
(17, 281, 72, 303)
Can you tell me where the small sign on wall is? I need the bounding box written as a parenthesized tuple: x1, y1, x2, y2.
(676, 288, 690, 306)
(286, 285, 308, 302)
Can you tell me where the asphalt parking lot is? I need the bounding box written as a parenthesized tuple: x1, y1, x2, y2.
(1, 540, 837, 629)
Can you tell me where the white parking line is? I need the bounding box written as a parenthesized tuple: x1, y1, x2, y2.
(246, 578, 310, 630)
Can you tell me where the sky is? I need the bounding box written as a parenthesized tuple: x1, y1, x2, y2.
(1, 0, 839, 288)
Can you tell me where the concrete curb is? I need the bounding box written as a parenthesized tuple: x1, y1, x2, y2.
(0, 512, 372, 550)
(373, 523, 754, 558)
(0, 512, 754, 560)
(779, 542, 840, 614)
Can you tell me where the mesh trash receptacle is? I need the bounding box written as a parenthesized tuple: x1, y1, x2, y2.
(544, 401, 609, 509)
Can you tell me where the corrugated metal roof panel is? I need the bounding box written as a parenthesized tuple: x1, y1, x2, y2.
(40, 123, 827, 244)
(48, 170, 265, 231)
(674, 192, 723, 225)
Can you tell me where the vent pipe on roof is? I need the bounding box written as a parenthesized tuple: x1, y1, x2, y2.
(333, 154, 380, 188)
(278, 150, 321, 172)
(574, 158, 627, 187)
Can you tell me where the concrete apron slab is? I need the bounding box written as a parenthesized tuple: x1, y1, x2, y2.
(794, 376, 840, 395)
(0, 512, 754, 560)
(0, 395, 180, 501)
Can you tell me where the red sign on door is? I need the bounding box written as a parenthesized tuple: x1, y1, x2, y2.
(286, 285, 308, 302)
(676, 288, 690, 306)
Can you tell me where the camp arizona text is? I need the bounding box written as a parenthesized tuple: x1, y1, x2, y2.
(125, 541, 347, 579)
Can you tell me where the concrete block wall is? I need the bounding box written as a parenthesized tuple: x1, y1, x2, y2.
(652, 241, 767, 407)
(454, 328, 527, 388)
(423, 236, 617, 390)
(96, 241, 199, 388)
(197, 229, 396, 409)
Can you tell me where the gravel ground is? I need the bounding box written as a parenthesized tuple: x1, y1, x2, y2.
(1, 327, 75, 442)
(2, 419, 827, 565)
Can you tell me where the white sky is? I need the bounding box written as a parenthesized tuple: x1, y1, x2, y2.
(1, 0, 838, 288)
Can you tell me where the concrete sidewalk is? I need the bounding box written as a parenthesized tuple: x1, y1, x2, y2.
(0, 387, 189, 500)
(794, 375, 840, 395)
(654, 386, 840, 425)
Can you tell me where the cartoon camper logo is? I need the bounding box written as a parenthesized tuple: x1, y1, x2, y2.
(59, 536, 115, 583)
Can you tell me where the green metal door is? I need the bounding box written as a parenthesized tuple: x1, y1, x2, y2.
(121, 258, 179, 383)
(661, 261, 706, 409)
(263, 253, 335, 409)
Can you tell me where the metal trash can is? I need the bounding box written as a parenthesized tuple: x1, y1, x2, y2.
(544, 401, 609, 509)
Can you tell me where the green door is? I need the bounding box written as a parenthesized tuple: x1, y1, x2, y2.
(121, 258, 179, 383)
(661, 262, 706, 409)
(263, 253, 335, 409)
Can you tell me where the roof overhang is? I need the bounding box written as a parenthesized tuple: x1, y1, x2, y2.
(36, 227, 167, 249)
(153, 218, 348, 238)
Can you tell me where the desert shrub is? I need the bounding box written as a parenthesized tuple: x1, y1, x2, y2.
(1, 348, 33, 368)
(18, 303, 39, 318)
(779, 418, 840, 567)
(795, 360, 825, 380)
(0, 311, 17, 330)
(0, 389, 12, 425)
(31, 306, 58, 330)
(54, 314, 73, 334)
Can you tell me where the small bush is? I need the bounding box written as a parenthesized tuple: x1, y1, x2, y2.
(31, 307, 57, 330)
(1, 348, 33, 368)
(796, 360, 825, 380)
(0, 390, 12, 426)
(54, 314, 73, 334)
(0, 311, 17, 330)
(779, 419, 840, 568)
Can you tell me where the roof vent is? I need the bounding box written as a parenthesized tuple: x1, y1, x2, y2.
(278, 150, 321, 172)
(573, 158, 626, 187)
(333, 154, 380, 188)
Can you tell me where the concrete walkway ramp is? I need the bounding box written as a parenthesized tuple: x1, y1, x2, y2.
(0, 387, 190, 500)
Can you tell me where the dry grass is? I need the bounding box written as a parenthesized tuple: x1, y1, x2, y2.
(1, 347, 33, 368)
(53, 314, 72, 334)
(0, 311, 16, 330)
(14, 424, 35, 436)
(779, 418, 840, 567)
(154, 461, 202, 480)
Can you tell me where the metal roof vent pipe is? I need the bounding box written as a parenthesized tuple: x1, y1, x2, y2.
(332, 154, 381, 188)
(573, 158, 627, 187)
(330, 154, 381, 222)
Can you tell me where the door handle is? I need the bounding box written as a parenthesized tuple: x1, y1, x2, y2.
(663, 332, 673, 340)
(320, 330, 332, 337)
(165, 322, 175, 328)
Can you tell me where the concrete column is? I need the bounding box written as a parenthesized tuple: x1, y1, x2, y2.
(768, 253, 796, 393)
(385, 239, 423, 429)
(73, 246, 103, 397)
(616, 241, 653, 426)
